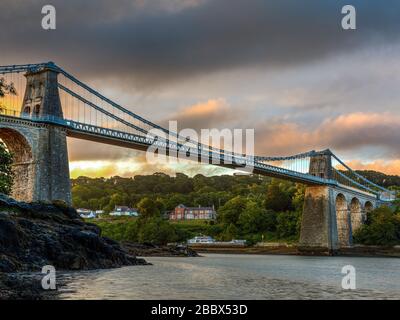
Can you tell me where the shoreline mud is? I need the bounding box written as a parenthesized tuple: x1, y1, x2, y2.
(188, 243, 400, 258)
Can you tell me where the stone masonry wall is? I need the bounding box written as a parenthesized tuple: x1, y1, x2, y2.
(299, 185, 337, 251)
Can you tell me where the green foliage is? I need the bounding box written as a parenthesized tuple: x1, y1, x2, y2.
(276, 211, 302, 239)
(71, 173, 265, 212)
(238, 201, 276, 234)
(0, 141, 14, 195)
(354, 206, 400, 246)
(137, 217, 177, 244)
(73, 174, 308, 244)
(218, 196, 247, 226)
(137, 197, 161, 219)
(264, 180, 292, 212)
(94, 217, 138, 242)
(292, 184, 306, 211)
(171, 219, 223, 241)
(221, 223, 239, 241)
(354, 170, 400, 188)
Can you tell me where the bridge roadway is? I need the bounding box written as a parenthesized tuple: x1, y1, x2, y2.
(0, 112, 378, 200)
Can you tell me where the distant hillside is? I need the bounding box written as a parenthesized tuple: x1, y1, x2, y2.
(355, 170, 400, 188)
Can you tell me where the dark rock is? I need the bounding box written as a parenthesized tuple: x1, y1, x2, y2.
(0, 194, 148, 273)
(0, 273, 59, 300)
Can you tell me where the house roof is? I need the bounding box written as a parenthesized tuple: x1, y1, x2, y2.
(175, 205, 215, 211)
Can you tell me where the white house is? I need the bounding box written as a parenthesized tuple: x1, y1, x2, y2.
(109, 206, 139, 217)
(77, 208, 97, 219)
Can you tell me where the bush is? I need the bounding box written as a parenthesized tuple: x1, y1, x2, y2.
(95, 219, 135, 242)
(353, 207, 400, 246)
(276, 210, 301, 239)
(137, 218, 177, 245)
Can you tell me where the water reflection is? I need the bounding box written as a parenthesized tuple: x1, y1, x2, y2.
(58, 254, 400, 300)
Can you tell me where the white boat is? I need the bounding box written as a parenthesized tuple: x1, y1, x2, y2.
(230, 239, 247, 245)
(187, 236, 216, 244)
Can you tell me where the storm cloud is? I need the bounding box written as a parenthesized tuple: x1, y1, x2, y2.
(1, 0, 400, 87)
(2, 1, 400, 176)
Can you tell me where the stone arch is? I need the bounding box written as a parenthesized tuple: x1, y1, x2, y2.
(335, 193, 351, 247)
(350, 197, 362, 233)
(363, 201, 374, 223)
(0, 128, 35, 202)
(364, 201, 374, 213)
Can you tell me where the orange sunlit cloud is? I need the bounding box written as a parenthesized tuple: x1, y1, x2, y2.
(180, 98, 229, 117)
(68, 111, 400, 178)
(345, 160, 400, 176)
(257, 112, 400, 155)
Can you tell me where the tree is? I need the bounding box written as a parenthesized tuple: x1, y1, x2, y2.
(264, 180, 292, 212)
(276, 211, 301, 239)
(164, 193, 189, 210)
(218, 195, 247, 226)
(137, 197, 161, 220)
(238, 200, 277, 234)
(221, 223, 238, 241)
(0, 141, 14, 195)
(354, 207, 400, 246)
(292, 184, 306, 212)
(138, 217, 176, 244)
(0, 78, 16, 98)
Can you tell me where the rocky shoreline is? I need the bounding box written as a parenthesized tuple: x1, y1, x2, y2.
(0, 194, 148, 299)
(0, 272, 61, 300)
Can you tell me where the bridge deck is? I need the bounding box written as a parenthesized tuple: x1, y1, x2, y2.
(0, 114, 334, 186)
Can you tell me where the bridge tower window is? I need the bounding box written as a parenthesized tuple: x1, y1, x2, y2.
(33, 105, 40, 117)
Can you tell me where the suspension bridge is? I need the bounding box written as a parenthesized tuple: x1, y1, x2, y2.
(0, 62, 396, 251)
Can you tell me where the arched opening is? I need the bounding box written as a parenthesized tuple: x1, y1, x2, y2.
(0, 128, 34, 202)
(350, 197, 362, 233)
(23, 106, 31, 115)
(364, 201, 374, 213)
(335, 193, 351, 247)
(363, 201, 374, 223)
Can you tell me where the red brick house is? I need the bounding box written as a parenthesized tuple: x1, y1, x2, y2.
(169, 204, 217, 220)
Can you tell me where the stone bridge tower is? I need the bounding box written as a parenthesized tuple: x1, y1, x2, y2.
(299, 151, 377, 252)
(308, 151, 332, 179)
(0, 66, 71, 204)
(299, 152, 336, 253)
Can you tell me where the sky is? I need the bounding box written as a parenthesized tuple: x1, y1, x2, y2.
(2, 0, 400, 178)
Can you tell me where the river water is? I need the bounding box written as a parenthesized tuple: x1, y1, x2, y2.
(58, 254, 400, 300)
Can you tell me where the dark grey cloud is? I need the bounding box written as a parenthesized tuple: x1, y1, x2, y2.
(1, 0, 400, 87)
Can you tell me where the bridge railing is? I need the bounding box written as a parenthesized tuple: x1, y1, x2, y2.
(330, 154, 396, 200)
(0, 108, 20, 118)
